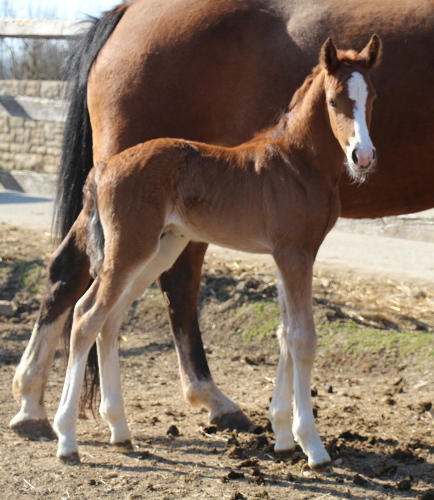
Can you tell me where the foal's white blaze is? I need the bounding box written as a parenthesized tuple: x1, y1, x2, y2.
(346, 71, 375, 169)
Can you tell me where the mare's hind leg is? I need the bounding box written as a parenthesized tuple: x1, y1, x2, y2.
(273, 247, 331, 471)
(158, 241, 253, 431)
(10, 218, 91, 440)
(269, 269, 295, 454)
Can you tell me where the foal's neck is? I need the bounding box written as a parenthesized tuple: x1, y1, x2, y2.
(279, 71, 344, 182)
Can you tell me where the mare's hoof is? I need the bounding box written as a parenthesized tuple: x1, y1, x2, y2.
(211, 410, 253, 432)
(59, 452, 81, 465)
(310, 460, 333, 474)
(10, 418, 57, 441)
(114, 440, 134, 453)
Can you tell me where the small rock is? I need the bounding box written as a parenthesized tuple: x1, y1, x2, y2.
(254, 475, 266, 485)
(397, 479, 412, 491)
(413, 290, 427, 299)
(251, 468, 261, 476)
(325, 385, 333, 394)
(0, 300, 16, 317)
(230, 492, 246, 500)
(352, 474, 368, 486)
(203, 425, 218, 434)
(227, 470, 245, 480)
(167, 425, 179, 436)
(418, 401, 432, 413)
(286, 472, 295, 482)
(391, 376, 403, 386)
(249, 424, 265, 435)
(227, 446, 245, 459)
(382, 397, 396, 406)
(421, 490, 434, 500)
(237, 458, 259, 468)
(311, 387, 318, 397)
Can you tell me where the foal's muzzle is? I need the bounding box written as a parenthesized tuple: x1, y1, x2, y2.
(351, 147, 376, 172)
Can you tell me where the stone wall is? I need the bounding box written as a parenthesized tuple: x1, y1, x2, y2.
(0, 80, 67, 174)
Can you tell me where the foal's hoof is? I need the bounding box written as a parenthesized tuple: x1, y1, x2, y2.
(310, 459, 333, 474)
(10, 418, 57, 441)
(114, 440, 134, 453)
(58, 452, 81, 465)
(275, 448, 296, 461)
(211, 410, 253, 432)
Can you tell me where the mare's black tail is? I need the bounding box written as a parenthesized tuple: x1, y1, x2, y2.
(55, 4, 128, 415)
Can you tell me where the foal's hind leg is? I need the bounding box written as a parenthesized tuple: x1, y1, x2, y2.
(95, 233, 189, 452)
(269, 269, 295, 454)
(10, 219, 91, 440)
(159, 241, 253, 431)
(273, 247, 331, 471)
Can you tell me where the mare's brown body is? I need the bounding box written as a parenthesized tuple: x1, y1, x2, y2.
(11, 0, 434, 438)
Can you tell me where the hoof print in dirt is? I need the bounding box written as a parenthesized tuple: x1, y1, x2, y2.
(10, 418, 57, 441)
(167, 425, 180, 436)
(211, 410, 253, 432)
(59, 452, 81, 465)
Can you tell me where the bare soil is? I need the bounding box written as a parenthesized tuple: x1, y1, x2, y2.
(0, 223, 433, 500)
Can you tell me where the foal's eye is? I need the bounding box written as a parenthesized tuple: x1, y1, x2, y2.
(329, 100, 337, 108)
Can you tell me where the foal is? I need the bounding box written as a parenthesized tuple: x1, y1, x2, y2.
(53, 36, 380, 470)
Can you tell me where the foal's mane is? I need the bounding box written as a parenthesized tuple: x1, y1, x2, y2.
(249, 64, 323, 143)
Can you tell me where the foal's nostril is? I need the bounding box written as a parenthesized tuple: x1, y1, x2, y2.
(352, 149, 358, 165)
(372, 148, 377, 160)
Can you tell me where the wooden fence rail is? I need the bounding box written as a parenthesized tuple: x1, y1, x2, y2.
(0, 18, 90, 39)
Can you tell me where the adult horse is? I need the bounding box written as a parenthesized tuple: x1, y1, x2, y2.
(11, 0, 434, 440)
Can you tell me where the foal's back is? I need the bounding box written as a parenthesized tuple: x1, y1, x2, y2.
(93, 133, 335, 256)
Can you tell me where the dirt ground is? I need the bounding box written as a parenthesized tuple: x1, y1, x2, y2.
(0, 223, 433, 500)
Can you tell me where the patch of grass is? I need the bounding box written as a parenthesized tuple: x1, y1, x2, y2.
(318, 321, 433, 362)
(14, 260, 45, 295)
(231, 300, 280, 341)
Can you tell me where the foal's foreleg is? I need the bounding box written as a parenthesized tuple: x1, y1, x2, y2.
(10, 221, 91, 440)
(273, 248, 331, 471)
(158, 241, 252, 431)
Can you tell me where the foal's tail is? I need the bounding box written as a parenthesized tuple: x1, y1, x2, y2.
(55, 5, 127, 415)
(83, 166, 106, 279)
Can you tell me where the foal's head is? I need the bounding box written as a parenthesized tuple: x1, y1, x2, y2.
(320, 35, 381, 182)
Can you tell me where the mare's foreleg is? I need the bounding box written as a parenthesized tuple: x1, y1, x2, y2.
(273, 247, 331, 471)
(10, 219, 91, 440)
(158, 241, 252, 431)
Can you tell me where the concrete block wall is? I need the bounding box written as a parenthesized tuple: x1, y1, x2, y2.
(0, 80, 67, 173)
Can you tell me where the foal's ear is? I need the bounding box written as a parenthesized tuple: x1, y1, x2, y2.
(320, 37, 339, 72)
(359, 34, 381, 69)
